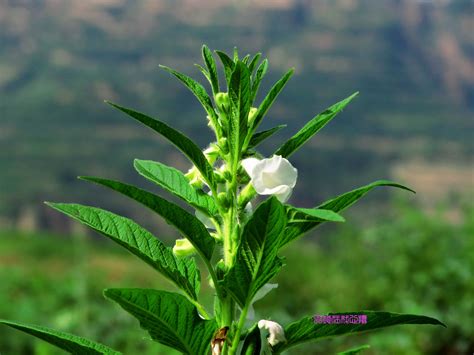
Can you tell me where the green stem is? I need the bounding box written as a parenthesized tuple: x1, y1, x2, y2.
(228, 303, 250, 355)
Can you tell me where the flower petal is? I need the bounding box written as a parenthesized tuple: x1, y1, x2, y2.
(258, 320, 286, 347)
(241, 158, 261, 176)
(243, 155, 297, 202)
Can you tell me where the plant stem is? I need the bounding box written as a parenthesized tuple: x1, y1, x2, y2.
(228, 303, 250, 355)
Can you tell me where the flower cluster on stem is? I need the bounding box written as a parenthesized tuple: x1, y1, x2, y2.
(177, 89, 296, 353)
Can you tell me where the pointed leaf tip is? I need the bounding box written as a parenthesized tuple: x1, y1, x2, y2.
(0, 319, 121, 354)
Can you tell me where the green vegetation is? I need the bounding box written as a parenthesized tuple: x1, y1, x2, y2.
(1, 47, 445, 353)
(0, 202, 471, 354)
(0, 1, 472, 226)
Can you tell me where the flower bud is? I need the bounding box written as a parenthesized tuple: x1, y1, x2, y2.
(215, 259, 226, 279)
(257, 320, 286, 347)
(215, 92, 230, 112)
(206, 115, 216, 132)
(248, 107, 258, 125)
(173, 238, 196, 257)
(203, 144, 219, 164)
(238, 183, 256, 208)
(185, 166, 203, 189)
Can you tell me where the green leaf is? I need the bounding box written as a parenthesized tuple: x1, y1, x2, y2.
(273, 311, 445, 353)
(248, 53, 262, 75)
(228, 61, 251, 157)
(248, 124, 286, 149)
(338, 344, 371, 355)
(251, 68, 294, 131)
(215, 50, 235, 84)
(0, 319, 120, 354)
(242, 54, 251, 64)
(134, 159, 218, 216)
(225, 197, 287, 308)
(45, 202, 200, 300)
(159, 64, 220, 132)
(80, 177, 215, 261)
(250, 58, 268, 103)
(241, 324, 262, 355)
(202, 45, 219, 95)
(274, 92, 358, 158)
(279, 180, 414, 248)
(104, 289, 217, 355)
(194, 63, 211, 86)
(106, 101, 215, 188)
(233, 47, 239, 61)
(318, 180, 415, 210)
(288, 207, 345, 223)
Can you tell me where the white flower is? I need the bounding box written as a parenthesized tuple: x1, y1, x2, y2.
(242, 155, 297, 203)
(258, 319, 286, 347)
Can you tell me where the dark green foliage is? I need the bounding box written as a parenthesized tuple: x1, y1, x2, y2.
(0, 320, 121, 355)
(79, 176, 216, 260)
(225, 197, 287, 308)
(273, 312, 445, 353)
(104, 289, 217, 355)
(1, 46, 447, 354)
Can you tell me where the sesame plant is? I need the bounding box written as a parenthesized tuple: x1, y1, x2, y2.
(0, 46, 445, 354)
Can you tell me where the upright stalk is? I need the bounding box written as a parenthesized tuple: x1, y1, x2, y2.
(228, 304, 250, 355)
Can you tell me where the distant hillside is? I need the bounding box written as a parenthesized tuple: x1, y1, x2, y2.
(0, 0, 472, 232)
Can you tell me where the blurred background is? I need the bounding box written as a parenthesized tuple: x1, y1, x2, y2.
(0, 0, 473, 354)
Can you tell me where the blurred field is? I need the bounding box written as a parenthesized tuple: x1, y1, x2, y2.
(1, 201, 472, 354)
(1, 0, 473, 231)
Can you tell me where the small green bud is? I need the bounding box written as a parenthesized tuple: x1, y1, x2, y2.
(185, 166, 203, 188)
(206, 115, 217, 132)
(215, 92, 230, 112)
(173, 238, 196, 257)
(203, 144, 219, 164)
(238, 183, 256, 207)
(210, 231, 222, 242)
(248, 107, 258, 125)
(216, 259, 226, 279)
